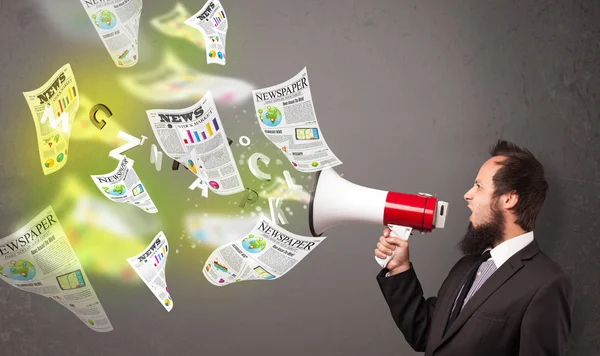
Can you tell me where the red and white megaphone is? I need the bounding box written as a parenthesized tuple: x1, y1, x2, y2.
(309, 168, 449, 268)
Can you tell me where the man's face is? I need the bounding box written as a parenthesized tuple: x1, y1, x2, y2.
(463, 157, 503, 228)
(459, 157, 506, 255)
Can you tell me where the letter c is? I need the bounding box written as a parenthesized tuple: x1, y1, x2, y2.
(248, 152, 271, 181)
(89, 104, 113, 130)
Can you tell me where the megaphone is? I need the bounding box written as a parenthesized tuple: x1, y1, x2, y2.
(308, 168, 449, 268)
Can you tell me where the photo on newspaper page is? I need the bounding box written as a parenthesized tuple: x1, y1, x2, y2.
(0, 206, 113, 332)
(202, 216, 326, 286)
(90, 156, 158, 213)
(252, 67, 342, 173)
(126, 232, 173, 311)
(79, 0, 143, 67)
(146, 91, 244, 195)
(184, 0, 228, 65)
(22, 63, 78, 175)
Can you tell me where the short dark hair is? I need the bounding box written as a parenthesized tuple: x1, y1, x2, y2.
(488, 140, 549, 231)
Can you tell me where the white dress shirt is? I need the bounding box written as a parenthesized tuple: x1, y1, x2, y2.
(486, 230, 535, 268)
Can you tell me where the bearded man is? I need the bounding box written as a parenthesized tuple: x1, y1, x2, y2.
(375, 140, 574, 356)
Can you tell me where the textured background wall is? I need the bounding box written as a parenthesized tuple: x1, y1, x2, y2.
(0, 0, 598, 355)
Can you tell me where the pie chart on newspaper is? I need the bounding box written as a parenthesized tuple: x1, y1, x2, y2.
(187, 160, 198, 174)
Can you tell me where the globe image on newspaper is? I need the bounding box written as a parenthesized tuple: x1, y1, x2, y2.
(241, 234, 267, 253)
(103, 184, 126, 197)
(258, 106, 282, 127)
(92, 10, 117, 30)
(0, 260, 36, 281)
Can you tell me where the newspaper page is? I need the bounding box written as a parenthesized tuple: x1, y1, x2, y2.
(0, 206, 113, 332)
(79, 0, 143, 67)
(150, 2, 205, 49)
(126, 232, 173, 311)
(252, 68, 342, 172)
(22, 64, 78, 176)
(90, 156, 158, 213)
(184, 0, 228, 65)
(203, 216, 326, 286)
(146, 92, 244, 195)
(119, 50, 253, 105)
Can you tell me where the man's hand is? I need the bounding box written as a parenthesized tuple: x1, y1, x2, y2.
(374, 227, 411, 276)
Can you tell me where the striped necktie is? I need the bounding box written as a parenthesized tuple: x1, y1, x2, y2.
(447, 250, 496, 328)
(461, 254, 497, 309)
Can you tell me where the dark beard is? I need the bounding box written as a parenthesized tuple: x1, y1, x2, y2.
(458, 201, 505, 255)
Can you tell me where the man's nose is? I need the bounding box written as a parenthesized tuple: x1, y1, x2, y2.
(464, 189, 473, 202)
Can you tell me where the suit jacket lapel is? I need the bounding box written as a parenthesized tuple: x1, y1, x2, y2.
(427, 256, 478, 349)
(433, 240, 540, 352)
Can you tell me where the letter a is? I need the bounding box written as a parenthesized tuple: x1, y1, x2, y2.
(189, 177, 209, 198)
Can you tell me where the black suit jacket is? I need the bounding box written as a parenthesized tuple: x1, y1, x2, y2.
(377, 240, 574, 356)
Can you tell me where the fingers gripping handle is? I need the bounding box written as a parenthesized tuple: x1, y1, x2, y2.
(375, 225, 412, 268)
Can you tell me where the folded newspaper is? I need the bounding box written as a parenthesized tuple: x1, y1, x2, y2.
(203, 216, 326, 286)
(184, 0, 228, 65)
(0, 206, 113, 332)
(252, 68, 342, 172)
(126, 232, 173, 311)
(23, 64, 78, 175)
(146, 92, 244, 195)
(80, 0, 143, 67)
(90, 156, 158, 213)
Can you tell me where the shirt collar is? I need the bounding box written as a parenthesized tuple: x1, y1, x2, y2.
(484, 231, 535, 269)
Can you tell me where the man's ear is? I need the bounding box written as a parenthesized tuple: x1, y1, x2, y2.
(501, 191, 519, 210)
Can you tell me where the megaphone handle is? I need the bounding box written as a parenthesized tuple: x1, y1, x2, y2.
(375, 225, 412, 268)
